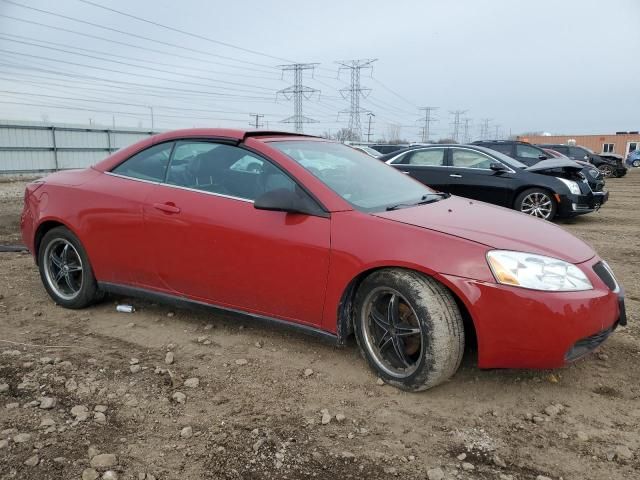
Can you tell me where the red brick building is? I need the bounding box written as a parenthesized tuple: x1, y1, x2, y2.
(518, 132, 640, 157)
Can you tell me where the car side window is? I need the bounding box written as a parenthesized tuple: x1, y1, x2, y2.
(451, 149, 494, 169)
(569, 147, 588, 160)
(389, 152, 410, 164)
(516, 144, 543, 158)
(406, 149, 445, 166)
(487, 143, 512, 155)
(165, 141, 296, 201)
(111, 142, 174, 182)
(552, 146, 569, 155)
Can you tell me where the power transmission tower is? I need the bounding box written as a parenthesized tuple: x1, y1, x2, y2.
(494, 124, 501, 139)
(277, 63, 320, 133)
(336, 59, 377, 140)
(366, 113, 375, 142)
(418, 106, 438, 142)
(449, 110, 467, 143)
(479, 118, 491, 140)
(463, 117, 472, 143)
(249, 113, 264, 129)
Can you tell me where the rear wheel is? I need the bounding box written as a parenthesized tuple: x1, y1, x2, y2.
(598, 164, 615, 178)
(38, 226, 102, 309)
(632, 160, 640, 168)
(515, 188, 557, 220)
(353, 269, 464, 391)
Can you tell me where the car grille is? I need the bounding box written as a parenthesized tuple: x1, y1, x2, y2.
(565, 327, 613, 362)
(593, 261, 618, 291)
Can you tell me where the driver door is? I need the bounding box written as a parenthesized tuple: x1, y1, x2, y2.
(446, 148, 513, 206)
(143, 140, 331, 327)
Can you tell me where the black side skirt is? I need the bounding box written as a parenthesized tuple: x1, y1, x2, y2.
(97, 282, 338, 345)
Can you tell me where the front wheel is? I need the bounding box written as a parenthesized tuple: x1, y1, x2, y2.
(632, 160, 640, 168)
(598, 164, 615, 178)
(38, 226, 102, 309)
(515, 188, 557, 220)
(353, 269, 465, 391)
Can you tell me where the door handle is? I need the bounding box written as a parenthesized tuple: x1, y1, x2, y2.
(401, 171, 411, 174)
(153, 202, 181, 214)
(449, 174, 462, 178)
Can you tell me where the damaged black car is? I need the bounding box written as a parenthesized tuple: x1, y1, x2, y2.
(381, 144, 608, 221)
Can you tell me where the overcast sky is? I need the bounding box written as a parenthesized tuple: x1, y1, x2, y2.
(0, 0, 638, 141)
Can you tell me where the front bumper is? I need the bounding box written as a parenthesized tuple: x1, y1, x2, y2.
(557, 190, 609, 217)
(614, 165, 628, 177)
(442, 256, 623, 369)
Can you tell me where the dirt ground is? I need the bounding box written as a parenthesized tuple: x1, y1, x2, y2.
(1, 171, 638, 480)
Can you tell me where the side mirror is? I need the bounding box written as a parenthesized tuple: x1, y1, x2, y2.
(254, 188, 312, 215)
(583, 155, 589, 161)
(489, 162, 508, 172)
(538, 154, 548, 160)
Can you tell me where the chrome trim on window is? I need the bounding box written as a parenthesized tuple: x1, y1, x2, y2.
(104, 172, 254, 204)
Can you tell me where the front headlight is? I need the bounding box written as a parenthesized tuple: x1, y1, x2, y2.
(588, 169, 600, 178)
(556, 177, 581, 195)
(486, 250, 593, 291)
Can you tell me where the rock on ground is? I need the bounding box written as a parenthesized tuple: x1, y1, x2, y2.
(90, 453, 118, 469)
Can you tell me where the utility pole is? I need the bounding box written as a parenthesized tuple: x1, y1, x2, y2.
(249, 113, 264, 129)
(418, 106, 438, 143)
(336, 58, 377, 140)
(479, 118, 491, 140)
(450, 110, 467, 143)
(366, 112, 375, 142)
(494, 124, 501, 139)
(463, 117, 472, 143)
(148, 106, 155, 130)
(277, 63, 320, 133)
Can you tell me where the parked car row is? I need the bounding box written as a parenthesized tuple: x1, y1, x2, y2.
(20, 129, 626, 392)
(378, 142, 607, 221)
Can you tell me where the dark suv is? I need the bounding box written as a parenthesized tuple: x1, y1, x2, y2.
(472, 140, 605, 192)
(537, 144, 627, 178)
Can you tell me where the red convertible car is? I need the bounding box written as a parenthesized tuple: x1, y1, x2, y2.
(20, 129, 626, 391)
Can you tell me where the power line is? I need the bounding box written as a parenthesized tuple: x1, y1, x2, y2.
(0, 40, 278, 93)
(337, 59, 377, 140)
(277, 64, 320, 133)
(0, 14, 278, 75)
(0, 33, 282, 82)
(75, 0, 296, 63)
(0, 89, 287, 117)
(0, 2, 275, 69)
(418, 107, 438, 142)
(0, 56, 277, 100)
(370, 77, 415, 108)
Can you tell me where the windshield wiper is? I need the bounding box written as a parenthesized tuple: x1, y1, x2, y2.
(385, 192, 450, 211)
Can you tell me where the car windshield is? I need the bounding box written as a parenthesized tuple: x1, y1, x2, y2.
(271, 140, 439, 212)
(472, 146, 528, 169)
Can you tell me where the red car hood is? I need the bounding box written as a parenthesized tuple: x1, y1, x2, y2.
(373, 196, 595, 264)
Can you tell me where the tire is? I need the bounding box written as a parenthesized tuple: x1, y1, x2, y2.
(37, 226, 102, 309)
(633, 160, 640, 168)
(353, 269, 464, 391)
(514, 188, 557, 220)
(598, 164, 615, 178)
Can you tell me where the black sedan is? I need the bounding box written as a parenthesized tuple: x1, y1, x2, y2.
(380, 144, 608, 221)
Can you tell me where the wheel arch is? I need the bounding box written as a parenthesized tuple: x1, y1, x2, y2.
(34, 218, 78, 265)
(335, 266, 478, 356)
